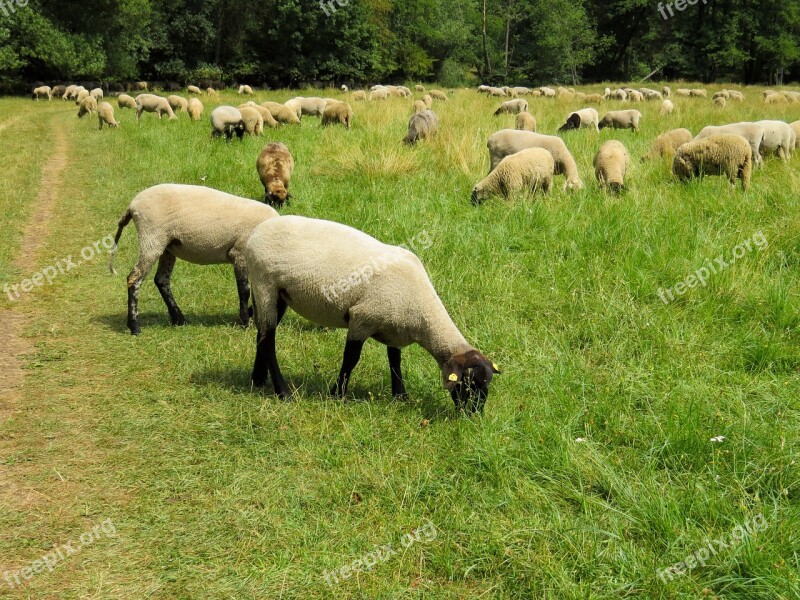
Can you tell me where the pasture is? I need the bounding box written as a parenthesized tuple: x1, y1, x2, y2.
(1, 85, 799, 598)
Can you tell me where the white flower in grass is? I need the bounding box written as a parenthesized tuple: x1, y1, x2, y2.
(575, 437, 586, 443)
(710, 435, 726, 443)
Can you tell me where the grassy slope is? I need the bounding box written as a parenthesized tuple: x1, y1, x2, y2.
(0, 85, 798, 599)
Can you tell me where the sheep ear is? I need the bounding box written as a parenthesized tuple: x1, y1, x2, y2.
(442, 362, 464, 391)
(491, 362, 501, 374)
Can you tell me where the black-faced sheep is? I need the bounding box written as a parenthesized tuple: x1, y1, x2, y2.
(515, 111, 537, 132)
(558, 108, 600, 132)
(494, 99, 528, 116)
(321, 101, 353, 128)
(244, 215, 499, 412)
(403, 110, 438, 145)
(256, 142, 294, 206)
(210, 106, 246, 141)
(642, 128, 692, 161)
(593, 140, 629, 194)
(471, 147, 554, 204)
(599, 110, 642, 132)
(97, 102, 119, 129)
(673, 134, 752, 191)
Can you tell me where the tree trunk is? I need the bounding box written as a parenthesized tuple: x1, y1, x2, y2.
(214, 0, 226, 65)
(504, 1, 513, 77)
(482, 0, 492, 79)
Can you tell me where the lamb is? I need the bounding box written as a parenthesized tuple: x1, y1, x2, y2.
(673, 134, 752, 191)
(754, 120, 795, 160)
(471, 147, 554, 204)
(90, 87, 104, 102)
(403, 110, 438, 145)
(422, 94, 433, 108)
(256, 142, 294, 206)
(187, 98, 204, 121)
(558, 108, 600, 132)
(321, 100, 353, 128)
(487, 129, 584, 191)
(429, 90, 448, 101)
(662, 86, 671, 98)
(599, 110, 642, 132)
(32, 86, 51, 100)
(244, 215, 499, 412)
(694, 123, 765, 167)
(167, 95, 188, 113)
(369, 88, 389, 101)
(413, 99, 427, 113)
(642, 128, 692, 161)
(77, 95, 97, 118)
(660, 99, 674, 115)
(135, 94, 178, 121)
(118, 94, 137, 110)
(261, 102, 301, 125)
(515, 111, 537, 132)
(238, 84, 254, 95)
(250, 105, 279, 128)
(593, 140, 629, 194)
(109, 184, 279, 335)
(415, 85, 425, 92)
(210, 106, 246, 141)
(239, 106, 264, 136)
(97, 101, 119, 129)
(584, 93, 603, 104)
(713, 96, 727, 108)
(352, 90, 367, 101)
(494, 99, 528, 116)
(187, 85, 202, 95)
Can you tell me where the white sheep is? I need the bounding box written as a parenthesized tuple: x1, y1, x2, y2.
(539, 87, 556, 98)
(584, 94, 603, 104)
(250, 105, 279, 128)
(593, 140, 629, 194)
(689, 89, 707, 98)
(167, 95, 188, 113)
(369, 88, 389, 101)
(238, 84, 254, 95)
(109, 184, 279, 335)
(118, 94, 137, 110)
(256, 142, 294, 205)
(294, 96, 328, 117)
(97, 102, 119, 129)
(487, 87, 507, 97)
(135, 94, 178, 121)
(403, 110, 438, 145)
(790, 120, 800, 149)
(32, 86, 51, 101)
(487, 129, 584, 191)
(471, 147, 554, 204)
(239, 106, 264, 136)
(599, 109, 642, 132)
(63, 84, 78, 100)
(321, 100, 353, 128)
(429, 90, 448, 101)
(416, 85, 425, 92)
(77, 95, 97, 118)
(753, 120, 795, 160)
(660, 99, 674, 116)
(244, 215, 499, 412)
(515, 111, 537, 132)
(352, 90, 367, 101)
(728, 90, 745, 101)
(413, 99, 427, 113)
(662, 86, 671, 98)
(422, 94, 433, 108)
(558, 108, 600, 132)
(694, 123, 765, 167)
(341, 84, 348, 93)
(210, 106, 246, 141)
(187, 85, 202, 95)
(494, 99, 528, 116)
(90, 87, 104, 102)
(512, 87, 531, 96)
(261, 102, 301, 125)
(673, 134, 752, 191)
(642, 128, 692, 161)
(187, 98, 204, 121)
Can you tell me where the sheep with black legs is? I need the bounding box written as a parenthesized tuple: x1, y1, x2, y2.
(244, 215, 499, 413)
(210, 106, 246, 141)
(558, 108, 599, 132)
(109, 184, 279, 335)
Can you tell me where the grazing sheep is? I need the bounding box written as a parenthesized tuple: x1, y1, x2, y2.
(250, 105, 279, 128)
(765, 93, 787, 105)
(713, 96, 727, 108)
(187, 85, 201, 95)
(429, 90, 448, 101)
(494, 99, 528, 116)
(712, 90, 730, 100)
(783, 91, 800, 103)
(76, 89, 90, 105)
(487, 129, 584, 191)
(413, 99, 427, 113)
(294, 96, 328, 117)
(369, 88, 389, 101)
(238, 84, 254, 95)
(488, 87, 507, 97)
(321, 100, 353, 128)
(77, 95, 97, 118)
(627, 90, 644, 102)
(256, 142, 294, 206)
(282, 98, 303, 120)
(239, 106, 264, 136)
(512, 87, 532, 96)
(50, 85, 66, 99)
(133, 81, 148, 91)
(90, 87, 103, 102)
(167, 95, 188, 113)
(539, 87, 556, 98)
(187, 98, 204, 121)
(97, 101, 119, 129)
(416, 85, 425, 92)
(352, 90, 367, 101)
(790, 120, 800, 149)
(639, 88, 663, 101)
(109, 184, 279, 335)
(504, 86, 519, 98)
(244, 215, 499, 412)
(612, 89, 628, 101)
(689, 89, 707, 98)
(662, 86, 671, 98)
(341, 85, 348, 93)
(62, 84, 78, 100)
(660, 99, 674, 116)
(584, 94, 603, 104)
(403, 110, 438, 145)
(599, 110, 642, 132)
(676, 88, 691, 97)
(471, 147, 554, 204)
(207, 87, 219, 97)
(397, 86, 412, 97)
(422, 94, 433, 108)
(694, 123, 765, 167)
(515, 111, 537, 132)
(118, 94, 137, 110)
(32, 86, 51, 100)
(728, 90, 745, 101)
(210, 106, 246, 141)
(673, 134, 752, 191)
(261, 102, 301, 125)
(558, 108, 600, 132)
(642, 128, 693, 161)
(135, 94, 178, 121)
(594, 140, 629, 194)
(754, 120, 795, 160)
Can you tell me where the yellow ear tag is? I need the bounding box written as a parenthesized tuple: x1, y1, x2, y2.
(493, 363, 500, 371)
(448, 373, 459, 382)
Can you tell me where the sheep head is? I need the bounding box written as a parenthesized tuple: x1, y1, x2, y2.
(443, 349, 500, 414)
(266, 182, 289, 206)
(558, 113, 581, 132)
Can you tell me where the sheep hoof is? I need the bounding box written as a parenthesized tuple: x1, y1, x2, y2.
(393, 392, 409, 401)
(172, 316, 186, 326)
(251, 375, 268, 388)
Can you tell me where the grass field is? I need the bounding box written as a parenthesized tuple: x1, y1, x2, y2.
(1, 84, 799, 599)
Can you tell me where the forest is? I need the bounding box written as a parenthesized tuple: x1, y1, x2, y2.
(1, 0, 800, 89)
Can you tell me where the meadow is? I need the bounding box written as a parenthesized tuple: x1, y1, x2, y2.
(0, 84, 799, 599)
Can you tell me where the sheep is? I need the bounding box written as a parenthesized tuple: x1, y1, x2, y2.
(249, 105, 279, 128)
(539, 87, 556, 98)
(783, 91, 800, 103)
(118, 94, 137, 110)
(397, 86, 412, 97)
(133, 81, 148, 91)
(109, 184, 279, 335)
(238, 84, 254, 95)
(599, 110, 642, 132)
(422, 94, 433, 108)
(504, 86, 519, 98)
(341, 84, 348, 93)
(612, 89, 627, 101)
(763, 90, 776, 99)
(660, 99, 674, 116)
(791, 120, 800, 149)
(712, 90, 730, 100)
(32, 86, 51, 100)
(207, 87, 219, 97)
(628, 90, 644, 102)
(676, 88, 691, 97)
(413, 99, 427, 113)
(187, 85, 202, 95)
(728, 90, 745, 101)
(471, 147, 554, 204)
(713, 96, 727, 109)
(488, 87, 507, 97)
(135, 94, 178, 121)
(558, 108, 600, 132)
(487, 129, 584, 191)
(673, 134, 752, 191)
(694, 123, 765, 167)
(369, 88, 389, 101)
(244, 215, 499, 412)
(603, 87, 612, 99)
(594, 140, 629, 194)
(187, 98, 204, 121)
(210, 106, 246, 141)
(662, 86, 671, 98)
(639, 88, 662, 101)
(574, 92, 587, 102)
(352, 90, 367, 101)
(77, 95, 97, 118)
(50, 85, 66, 99)
(515, 111, 537, 132)
(415, 85, 425, 92)
(256, 142, 294, 206)
(321, 100, 353, 128)
(97, 101, 119, 129)
(63, 84, 78, 100)
(494, 99, 528, 116)
(689, 89, 707, 98)
(167, 95, 188, 113)
(512, 87, 531, 96)
(754, 120, 795, 160)
(403, 110, 438, 145)
(90, 87, 104, 102)
(429, 90, 448, 102)
(584, 93, 603, 104)
(642, 128, 693, 161)
(76, 89, 90, 105)
(239, 106, 264, 136)
(765, 93, 787, 105)
(293, 96, 328, 117)
(261, 102, 301, 125)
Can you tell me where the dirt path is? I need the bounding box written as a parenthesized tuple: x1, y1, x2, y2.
(0, 120, 69, 421)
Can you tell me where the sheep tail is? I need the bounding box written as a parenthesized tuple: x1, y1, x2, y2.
(109, 209, 132, 275)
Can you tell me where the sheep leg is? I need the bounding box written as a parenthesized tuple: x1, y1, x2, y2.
(154, 252, 185, 326)
(233, 264, 251, 327)
(126, 252, 161, 335)
(252, 297, 289, 397)
(387, 346, 407, 399)
(330, 339, 364, 398)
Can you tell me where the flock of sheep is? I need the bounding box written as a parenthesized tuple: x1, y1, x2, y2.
(26, 78, 800, 412)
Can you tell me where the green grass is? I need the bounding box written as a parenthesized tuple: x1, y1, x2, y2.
(0, 84, 799, 599)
